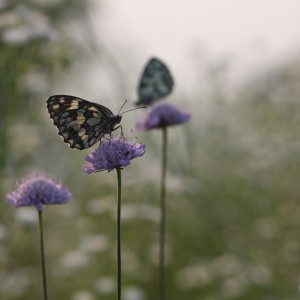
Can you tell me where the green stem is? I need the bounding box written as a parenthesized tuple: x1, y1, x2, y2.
(38, 211, 48, 300)
(159, 126, 168, 300)
(116, 167, 122, 300)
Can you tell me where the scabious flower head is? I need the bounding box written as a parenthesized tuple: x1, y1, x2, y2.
(84, 137, 146, 174)
(136, 103, 191, 130)
(6, 173, 72, 211)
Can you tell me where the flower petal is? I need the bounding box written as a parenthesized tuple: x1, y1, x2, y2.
(83, 138, 146, 174)
(136, 103, 191, 130)
(6, 173, 72, 211)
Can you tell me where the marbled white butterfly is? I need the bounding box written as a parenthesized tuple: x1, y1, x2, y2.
(136, 57, 174, 106)
(47, 95, 122, 150)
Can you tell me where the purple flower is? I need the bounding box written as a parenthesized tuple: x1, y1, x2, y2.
(84, 137, 146, 174)
(136, 103, 191, 130)
(6, 173, 72, 211)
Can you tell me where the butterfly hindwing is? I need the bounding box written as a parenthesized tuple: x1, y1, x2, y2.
(136, 57, 174, 106)
(47, 95, 122, 150)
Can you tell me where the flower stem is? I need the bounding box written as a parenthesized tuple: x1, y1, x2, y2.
(159, 126, 167, 300)
(38, 210, 48, 300)
(116, 167, 122, 300)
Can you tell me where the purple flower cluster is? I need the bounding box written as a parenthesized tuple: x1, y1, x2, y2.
(6, 173, 71, 211)
(136, 103, 191, 130)
(84, 137, 146, 174)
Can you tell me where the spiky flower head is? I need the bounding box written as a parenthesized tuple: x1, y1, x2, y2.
(136, 103, 191, 130)
(84, 137, 146, 174)
(6, 173, 72, 211)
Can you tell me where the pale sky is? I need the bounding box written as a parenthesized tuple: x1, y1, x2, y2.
(93, 1, 300, 77)
(66, 1, 300, 101)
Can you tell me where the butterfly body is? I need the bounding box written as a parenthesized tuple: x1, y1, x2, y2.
(47, 95, 122, 150)
(136, 57, 174, 106)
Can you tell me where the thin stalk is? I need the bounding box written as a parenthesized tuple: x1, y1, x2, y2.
(38, 211, 48, 300)
(159, 126, 168, 300)
(116, 167, 122, 300)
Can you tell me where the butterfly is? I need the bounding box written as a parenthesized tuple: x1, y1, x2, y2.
(47, 95, 122, 150)
(136, 57, 174, 106)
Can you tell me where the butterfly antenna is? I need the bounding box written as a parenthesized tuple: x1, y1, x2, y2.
(118, 100, 128, 115)
(120, 106, 146, 115)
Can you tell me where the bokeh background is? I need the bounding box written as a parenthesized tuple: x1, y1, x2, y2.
(1, 1, 300, 299)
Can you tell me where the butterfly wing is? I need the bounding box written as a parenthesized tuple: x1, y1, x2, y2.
(136, 57, 174, 106)
(47, 95, 116, 150)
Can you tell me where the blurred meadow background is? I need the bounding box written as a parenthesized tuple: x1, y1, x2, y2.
(1, 0, 300, 299)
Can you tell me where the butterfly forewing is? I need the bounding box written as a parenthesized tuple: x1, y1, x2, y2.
(47, 95, 122, 150)
(136, 58, 174, 106)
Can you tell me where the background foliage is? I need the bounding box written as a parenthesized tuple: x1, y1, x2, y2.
(1, 1, 300, 300)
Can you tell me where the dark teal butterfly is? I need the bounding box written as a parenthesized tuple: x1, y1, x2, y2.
(136, 57, 174, 106)
(47, 95, 122, 150)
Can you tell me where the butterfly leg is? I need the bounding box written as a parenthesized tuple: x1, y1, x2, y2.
(120, 126, 124, 138)
(112, 125, 121, 134)
(112, 125, 126, 139)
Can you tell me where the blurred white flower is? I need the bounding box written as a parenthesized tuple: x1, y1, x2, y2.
(71, 290, 96, 300)
(176, 264, 214, 288)
(86, 196, 115, 215)
(248, 264, 272, 285)
(15, 207, 37, 227)
(2, 4, 57, 45)
(79, 234, 109, 254)
(0, 268, 32, 296)
(59, 250, 89, 271)
(93, 276, 115, 295)
(117, 203, 159, 223)
(220, 276, 248, 298)
(123, 286, 145, 300)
